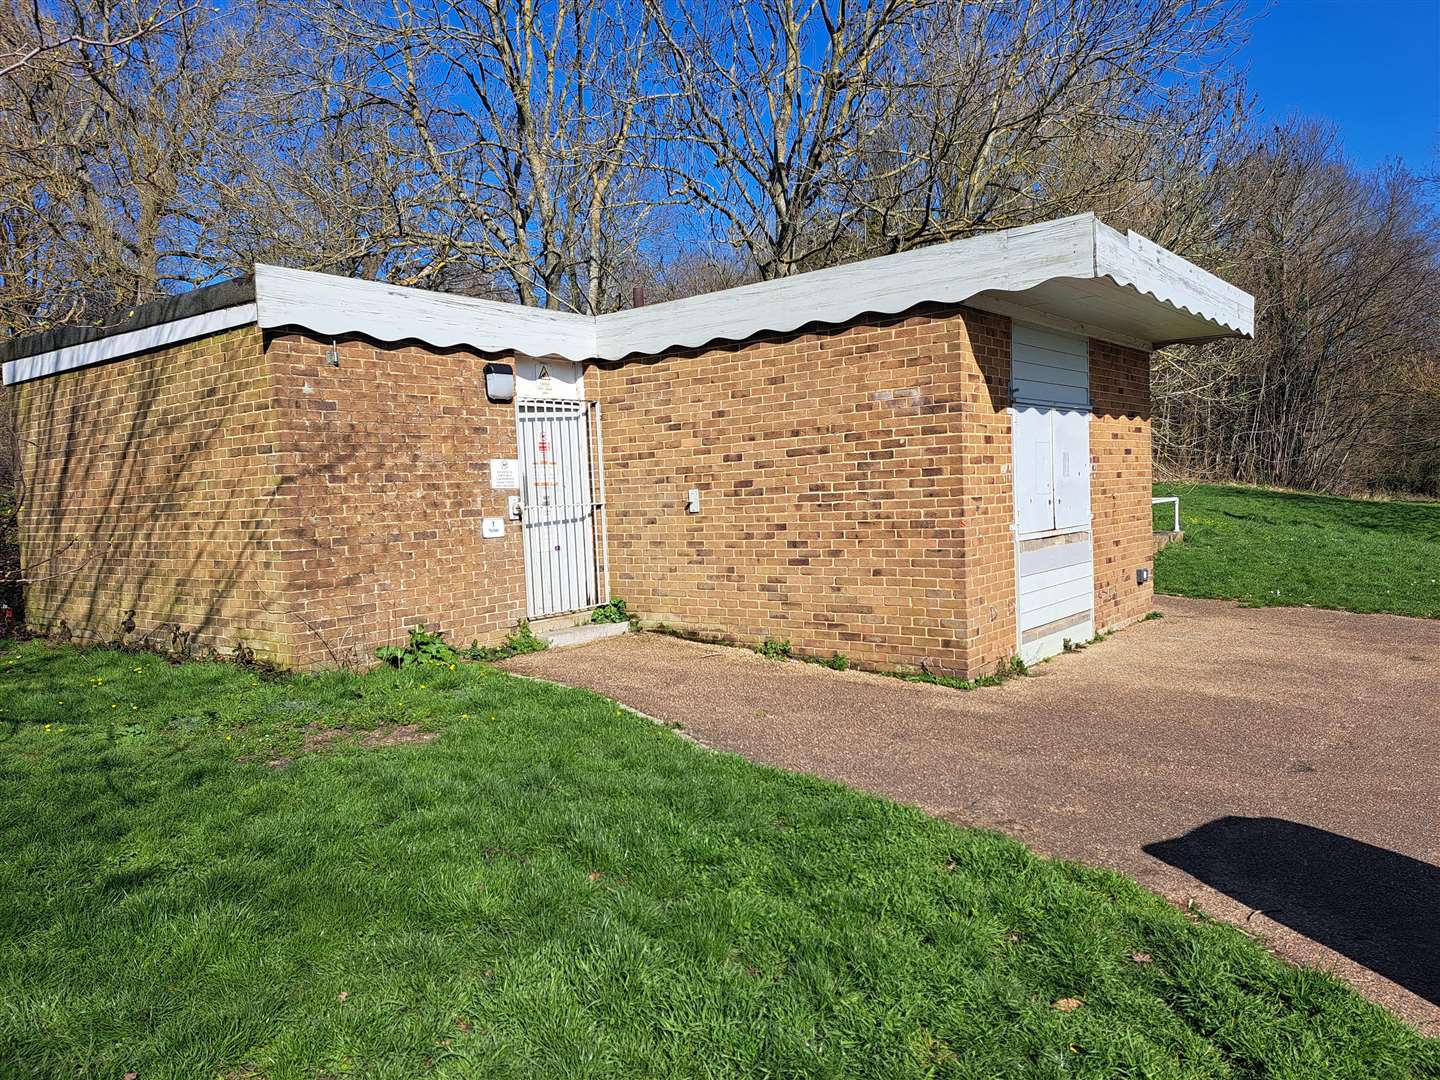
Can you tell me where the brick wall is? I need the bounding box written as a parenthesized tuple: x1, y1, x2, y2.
(264, 332, 528, 667)
(14, 325, 293, 660)
(1089, 337, 1155, 631)
(588, 304, 1019, 679)
(13, 309, 1155, 673)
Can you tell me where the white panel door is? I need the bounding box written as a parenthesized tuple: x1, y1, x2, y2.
(1051, 409, 1092, 531)
(1012, 322, 1094, 663)
(1013, 407, 1055, 535)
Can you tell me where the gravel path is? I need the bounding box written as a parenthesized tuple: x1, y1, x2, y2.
(503, 596, 1440, 1033)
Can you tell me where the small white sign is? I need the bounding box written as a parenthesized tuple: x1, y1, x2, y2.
(489, 458, 521, 490)
(481, 516, 505, 539)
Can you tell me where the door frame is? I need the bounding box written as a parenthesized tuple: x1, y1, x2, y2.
(514, 396, 611, 619)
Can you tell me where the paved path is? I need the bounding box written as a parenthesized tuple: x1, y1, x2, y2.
(503, 597, 1440, 1034)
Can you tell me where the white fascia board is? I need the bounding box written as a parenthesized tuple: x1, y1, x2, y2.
(252, 264, 598, 361)
(2, 303, 258, 386)
(593, 214, 1098, 360)
(1092, 221, 1253, 340)
(3, 217, 1253, 386)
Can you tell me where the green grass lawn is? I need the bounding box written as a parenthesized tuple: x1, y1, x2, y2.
(1, 644, 1435, 1078)
(1153, 483, 1440, 618)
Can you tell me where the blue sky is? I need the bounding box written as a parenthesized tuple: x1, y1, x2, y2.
(1242, 0, 1439, 171)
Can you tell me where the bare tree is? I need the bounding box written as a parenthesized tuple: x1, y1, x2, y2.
(1155, 121, 1440, 494)
(302, 0, 661, 312)
(647, 0, 1248, 279)
(0, 0, 194, 80)
(645, 0, 932, 279)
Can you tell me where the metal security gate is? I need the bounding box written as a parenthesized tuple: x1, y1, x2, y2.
(516, 398, 609, 618)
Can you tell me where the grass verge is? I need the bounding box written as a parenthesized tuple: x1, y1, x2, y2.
(1153, 482, 1440, 618)
(1, 640, 1435, 1077)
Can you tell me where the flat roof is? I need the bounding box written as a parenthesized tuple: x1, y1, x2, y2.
(3, 214, 1252, 386)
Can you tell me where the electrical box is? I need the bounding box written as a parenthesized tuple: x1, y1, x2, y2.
(686, 488, 700, 513)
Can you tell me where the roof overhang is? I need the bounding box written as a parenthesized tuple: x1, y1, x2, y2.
(2, 214, 1251, 386)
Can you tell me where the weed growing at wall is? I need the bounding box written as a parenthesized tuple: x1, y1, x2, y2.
(466, 620, 549, 662)
(589, 598, 632, 625)
(375, 628, 459, 668)
(886, 654, 1028, 692)
(755, 637, 792, 660)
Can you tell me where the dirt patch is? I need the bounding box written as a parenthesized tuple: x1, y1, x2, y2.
(257, 722, 437, 769)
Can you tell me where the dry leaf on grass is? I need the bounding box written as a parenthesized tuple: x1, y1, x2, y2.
(1051, 997, 1083, 1012)
(1131, 952, 1153, 964)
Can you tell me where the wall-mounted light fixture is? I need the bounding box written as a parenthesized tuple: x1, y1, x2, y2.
(485, 362, 515, 403)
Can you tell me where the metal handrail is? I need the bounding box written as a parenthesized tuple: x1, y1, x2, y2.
(1152, 495, 1179, 533)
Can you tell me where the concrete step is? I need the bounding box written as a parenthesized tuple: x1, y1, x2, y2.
(527, 610, 596, 636)
(539, 620, 630, 651)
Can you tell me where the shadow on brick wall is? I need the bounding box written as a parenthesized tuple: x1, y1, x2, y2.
(15, 331, 290, 660)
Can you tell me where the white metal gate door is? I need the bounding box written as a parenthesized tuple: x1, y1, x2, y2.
(516, 398, 609, 618)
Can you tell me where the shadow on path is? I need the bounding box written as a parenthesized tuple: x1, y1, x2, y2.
(1145, 816, 1439, 1005)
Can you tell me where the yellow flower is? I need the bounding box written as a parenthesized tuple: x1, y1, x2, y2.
(111, 704, 118, 709)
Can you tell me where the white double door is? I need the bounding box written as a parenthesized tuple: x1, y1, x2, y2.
(1011, 324, 1094, 662)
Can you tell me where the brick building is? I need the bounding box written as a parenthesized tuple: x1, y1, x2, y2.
(2, 214, 1252, 676)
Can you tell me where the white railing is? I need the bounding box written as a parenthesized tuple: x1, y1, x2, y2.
(1152, 495, 1180, 533)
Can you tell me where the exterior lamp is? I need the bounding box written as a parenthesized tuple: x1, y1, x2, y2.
(485, 362, 515, 403)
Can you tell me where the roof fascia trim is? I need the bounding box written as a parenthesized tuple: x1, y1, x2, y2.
(0, 216, 1254, 385)
(1093, 220, 1253, 337)
(253, 264, 598, 361)
(0, 276, 257, 367)
(592, 214, 1099, 360)
(2, 303, 258, 386)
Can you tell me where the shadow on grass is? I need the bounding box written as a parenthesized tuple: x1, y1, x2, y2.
(1145, 816, 1440, 1006)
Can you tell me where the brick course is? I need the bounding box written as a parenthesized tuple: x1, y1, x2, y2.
(14, 325, 293, 659)
(1090, 337, 1155, 631)
(588, 304, 1021, 679)
(264, 332, 526, 667)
